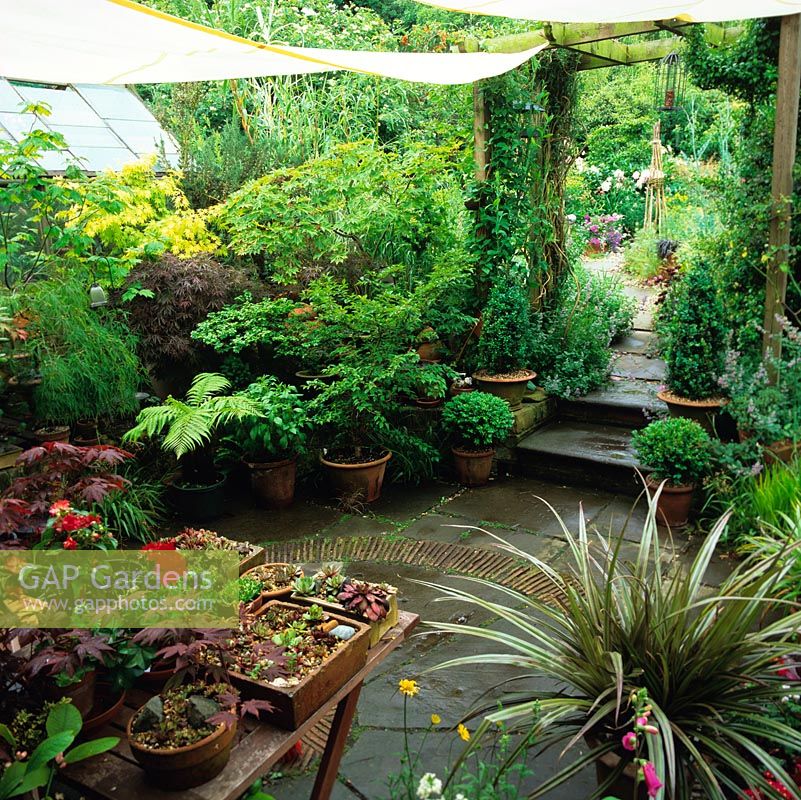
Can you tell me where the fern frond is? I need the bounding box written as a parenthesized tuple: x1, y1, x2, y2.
(162, 408, 216, 458)
(185, 373, 231, 406)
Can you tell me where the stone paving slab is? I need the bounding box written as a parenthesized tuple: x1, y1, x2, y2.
(614, 330, 658, 355)
(610, 352, 667, 382)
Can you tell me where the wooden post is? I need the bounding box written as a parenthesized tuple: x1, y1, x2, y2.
(473, 82, 489, 181)
(763, 13, 801, 369)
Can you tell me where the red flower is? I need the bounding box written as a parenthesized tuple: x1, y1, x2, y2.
(56, 512, 101, 533)
(49, 500, 71, 516)
(63, 537, 78, 550)
(141, 540, 177, 551)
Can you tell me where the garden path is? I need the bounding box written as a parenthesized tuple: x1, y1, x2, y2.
(211, 466, 717, 800)
(516, 254, 668, 492)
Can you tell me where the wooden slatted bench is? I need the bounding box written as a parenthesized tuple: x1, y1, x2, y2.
(63, 611, 420, 800)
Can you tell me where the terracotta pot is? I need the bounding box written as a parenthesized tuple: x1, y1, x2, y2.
(34, 425, 71, 444)
(82, 684, 127, 735)
(586, 736, 646, 800)
(646, 475, 694, 527)
(320, 450, 391, 503)
(45, 670, 96, 718)
(452, 447, 495, 487)
(765, 439, 798, 465)
(414, 397, 444, 409)
(474, 370, 536, 411)
(449, 384, 475, 397)
(416, 337, 443, 364)
(247, 457, 296, 509)
(74, 418, 98, 439)
(127, 707, 237, 790)
(657, 390, 726, 437)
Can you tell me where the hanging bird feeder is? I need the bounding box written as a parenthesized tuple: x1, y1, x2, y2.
(655, 51, 686, 112)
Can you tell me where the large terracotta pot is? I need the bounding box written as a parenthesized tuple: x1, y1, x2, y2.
(474, 370, 536, 411)
(320, 450, 391, 503)
(34, 425, 71, 444)
(452, 447, 494, 487)
(45, 669, 96, 718)
(127, 708, 237, 790)
(657, 390, 725, 437)
(247, 457, 296, 509)
(646, 475, 694, 527)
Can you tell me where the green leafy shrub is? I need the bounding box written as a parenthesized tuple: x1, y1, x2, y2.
(23, 278, 142, 425)
(442, 392, 514, 451)
(226, 376, 309, 462)
(658, 263, 727, 399)
(219, 141, 468, 286)
(632, 417, 712, 486)
(529, 268, 636, 398)
(477, 276, 531, 375)
(120, 253, 253, 380)
(308, 353, 440, 482)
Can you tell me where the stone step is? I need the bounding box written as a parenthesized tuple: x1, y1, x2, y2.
(515, 420, 646, 495)
(559, 379, 666, 429)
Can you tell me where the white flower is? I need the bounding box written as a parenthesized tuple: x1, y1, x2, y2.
(300, 6, 317, 15)
(599, 178, 612, 193)
(566, 213, 576, 223)
(588, 164, 601, 175)
(632, 171, 640, 180)
(613, 169, 625, 180)
(455, 795, 467, 800)
(574, 157, 585, 173)
(416, 773, 443, 799)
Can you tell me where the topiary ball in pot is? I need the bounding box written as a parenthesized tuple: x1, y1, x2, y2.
(632, 417, 712, 527)
(442, 392, 514, 486)
(474, 276, 536, 410)
(657, 264, 728, 434)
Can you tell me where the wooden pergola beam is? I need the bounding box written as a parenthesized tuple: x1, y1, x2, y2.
(471, 20, 744, 70)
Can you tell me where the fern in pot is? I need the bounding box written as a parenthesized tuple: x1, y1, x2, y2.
(441, 392, 514, 486)
(223, 376, 310, 509)
(632, 417, 711, 527)
(124, 373, 262, 520)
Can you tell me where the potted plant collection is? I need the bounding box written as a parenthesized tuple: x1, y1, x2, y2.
(657, 264, 728, 435)
(226, 600, 371, 729)
(441, 391, 514, 486)
(631, 417, 712, 527)
(474, 276, 536, 410)
(124, 373, 262, 520)
(225, 376, 309, 509)
(290, 562, 399, 647)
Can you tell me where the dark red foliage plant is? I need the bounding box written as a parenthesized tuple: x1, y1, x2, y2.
(119, 253, 253, 379)
(0, 442, 132, 538)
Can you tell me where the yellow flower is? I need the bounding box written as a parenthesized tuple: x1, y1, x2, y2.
(457, 723, 471, 741)
(430, 714, 441, 725)
(399, 679, 419, 698)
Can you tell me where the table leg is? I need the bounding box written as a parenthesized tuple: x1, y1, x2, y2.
(310, 683, 363, 800)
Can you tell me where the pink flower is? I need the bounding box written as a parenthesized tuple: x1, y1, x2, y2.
(642, 762, 663, 797)
(49, 500, 71, 516)
(636, 716, 649, 727)
(621, 731, 637, 751)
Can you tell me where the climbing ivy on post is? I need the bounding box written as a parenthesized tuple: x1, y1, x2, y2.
(467, 50, 579, 305)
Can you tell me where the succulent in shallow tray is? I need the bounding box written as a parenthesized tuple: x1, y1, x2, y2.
(337, 580, 391, 622)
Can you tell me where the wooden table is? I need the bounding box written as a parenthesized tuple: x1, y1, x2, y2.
(63, 611, 420, 800)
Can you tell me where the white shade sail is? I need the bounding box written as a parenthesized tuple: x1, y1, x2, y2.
(411, 0, 801, 24)
(0, 0, 543, 86)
